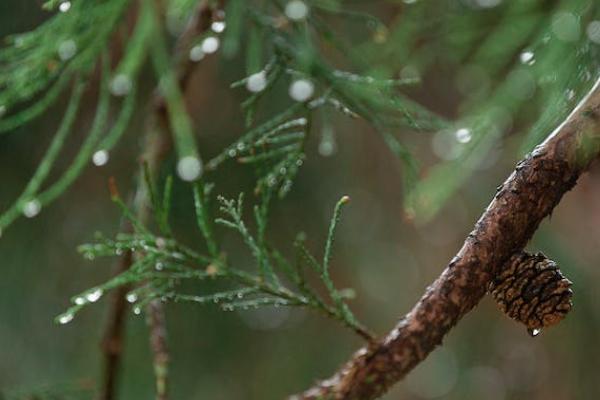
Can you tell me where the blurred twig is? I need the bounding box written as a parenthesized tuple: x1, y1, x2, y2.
(293, 79, 600, 400)
(97, 2, 217, 400)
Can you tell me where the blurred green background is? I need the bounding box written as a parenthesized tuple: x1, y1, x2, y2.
(2, 1, 600, 399)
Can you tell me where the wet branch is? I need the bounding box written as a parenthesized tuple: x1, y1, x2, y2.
(97, 2, 217, 400)
(292, 80, 600, 400)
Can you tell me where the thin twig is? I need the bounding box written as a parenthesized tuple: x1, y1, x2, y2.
(292, 80, 600, 400)
(98, 251, 132, 400)
(97, 2, 217, 400)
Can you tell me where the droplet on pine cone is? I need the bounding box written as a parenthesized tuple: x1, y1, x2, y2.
(489, 251, 573, 336)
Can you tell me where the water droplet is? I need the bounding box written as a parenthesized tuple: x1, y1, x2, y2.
(431, 131, 464, 161)
(519, 50, 535, 65)
(529, 328, 542, 337)
(155, 262, 164, 271)
(59, 1, 71, 12)
(155, 237, 166, 248)
(133, 306, 142, 315)
(237, 292, 244, 299)
(74, 297, 86, 305)
(126, 293, 138, 303)
(475, 0, 502, 8)
(177, 156, 203, 181)
(13, 36, 24, 48)
(285, 0, 309, 21)
(201, 37, 220, 54)
(58, 313, 74, 325)
(455, 128, 472, 144)
(85, 288, 103, 303)
(110, 74, 132, 96)
(211, 21, 226, 33)
(587, 21, 600, 44)
(189, 45, 205, 62)
(566, 88, 576, 101)
(92, 150, 109, 166)
(246, 71, 268, 93)
(22, 199, 41, 218)
(318, 126, 337, 157)
(400, 65, 420, 81)
(552, 11, 580, 42)
(115, 248, 123, 256)
(228, 149, 237, 157)
(58, 39, 77, 61)
(289, 79, 314, 102)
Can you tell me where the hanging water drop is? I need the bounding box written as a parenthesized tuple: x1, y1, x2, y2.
(246, 71, 268, 93)
(133, 306, 142, 315)
(92, 150, 109, 166)
(177, 156, 203, 181)
(319, 125, 337, 157)
(189, 45, 205, 62)
(587, 21, 600, 44)
(22, 199, 41, 218)
(529, 328, 542, 337)
(285, 1, 309, 21)
(58, 39, 77, 61)
(85, 288, 103, 303)
(126, 293, 138, 303)
(155, 262, 164, 271)
(110, 74, 132, 97)
(475, 0, 502, 8)
(455, 128, 472, 144)
(552, 11, 580, 43)
(74, 297, 86, 305)
(59, 1, 71, 12)
(211, 21, 226, 33)
(289, 79, 314, 102)
(519, 50, 535, 65)
(58, 313, 74, 325)
(201, 37, 220, 54)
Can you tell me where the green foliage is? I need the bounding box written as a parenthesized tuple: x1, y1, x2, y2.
(0, 0, 444, 236)
(1, 0, 600, 383)
(59, 176, 372, 340)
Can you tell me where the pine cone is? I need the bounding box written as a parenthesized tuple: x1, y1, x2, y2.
(489, 252, 573, 336)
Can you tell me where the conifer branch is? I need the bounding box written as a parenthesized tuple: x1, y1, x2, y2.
(292, 79, 600, 400)
(97, 2, 218, 399)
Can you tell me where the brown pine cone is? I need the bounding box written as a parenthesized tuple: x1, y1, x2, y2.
(489, 251, 573, 336)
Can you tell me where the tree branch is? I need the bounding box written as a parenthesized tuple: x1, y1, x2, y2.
(97, 2, 217, 399)
(293, 79, 600, 400)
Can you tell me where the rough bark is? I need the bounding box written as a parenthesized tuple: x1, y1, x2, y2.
(293, 79, 600, 400)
